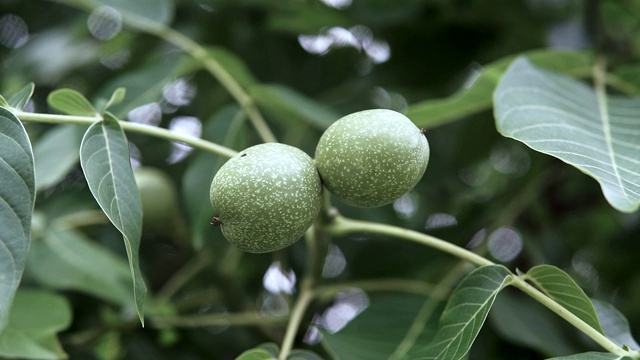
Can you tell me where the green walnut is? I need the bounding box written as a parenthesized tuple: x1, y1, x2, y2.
(315, 109, 430, 208)
(134, 167, 179, 233)
(210, 143, 323, 253)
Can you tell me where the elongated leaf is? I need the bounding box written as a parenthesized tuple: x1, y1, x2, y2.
(0, 289, 71, 360)
(80, 113, 146, 325)
(407, 50, 593, 128)
(250, 84, 340, 130)
(548, 352, 633, 360)
(48, 88, 97, 116)
(321, 294, 441, 360)
(0, 107, 35, 331)
(494, 57, 640, 213)
(420, 265, 512, 360)
(7, 83, 35, 110)
(0, 95, 8, 108)
(592, 300, 640, 350)
(525, 265, 604, 335)
(27, 223, 134, 308)
(33, 124, 85, 191)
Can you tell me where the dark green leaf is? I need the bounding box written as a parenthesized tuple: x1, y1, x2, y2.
(79, 113, 146, 325)
(33, 124, 85, 191)
(27, 223, 134, 308)
(7, 82, 35, 110)
(288, 350, 325, 360)
(0, 107, 35, 331)
(256, 343, 279, 355)
(407, 50, 593, 129)
(207, 46, 257, 89)
(250, 84, 340, 130)
(0, 289, 71, 359)
(419, 265, 512, 360)
(592, 300, 640, 350)
(548, 352, 633, 360)
(494, 57, 640, 213)
(321, 294, 441, 360)
(489, 290, 579, 357)
(48, 88, 97, 116)
(525, 265, 604, 335)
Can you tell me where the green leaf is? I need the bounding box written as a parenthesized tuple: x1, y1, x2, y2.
(0, 95, 8, 108)
(0, 289, 71, 360)
(321, 294, 442, 360)
(80, 113, 146, 325)
(48, 88, 97, 116)
(7, 82, 35, 110)
(407, 50, 594, 129)
(592, 299, 640, 350)
(524, 265, 604, 335)
(288, 350, 324, 360)
(548, 352, 633, 360)
(0, 107, 35, 331)
(207, 46, 257, 89)
(103, 87, 126, 112)
(60, 0, 173, 26)
(419, 265, 513, 360)
(256, 343, 279, 355)
(489, 290, 579, 357)
(95, 54, 186, 118)
(27, 223, 134, 308)
(250, 84, 340, 130)
(236, 348, 276, 360)
(33, 124, 85, 191)
(182, 105, 246, 248)
(494, 57, 640, 213)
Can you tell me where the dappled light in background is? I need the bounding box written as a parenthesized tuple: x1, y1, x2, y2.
(393, 192, 419, 219)
(487, 227, 523, 262)
(87, 6, 122, 41)
(467, 228, 488, 249)
(304, 324, 323, 345)
(129, 142, 142, 169)
(572, 251, 599, 290)
(127, 102, 162, 126)
(163, 78, 197, 107)
(320, 0, 352, 10)
(547, 19, 589, 49)
(316, 289, 369, 334)
(459, 162, 492, 188)
(371, 87, 408, 113)
(425, 213, 458, 230)
(0, 14, 29, 49)
(263, 261, 297, 295)
(100, 50, 131, 69)
(489, 143, 531, 176)
(322, 244, 347, 278)
(259, 293, 289, 317)
(166, 116, 202, 164)
(298, 25, 390, 64)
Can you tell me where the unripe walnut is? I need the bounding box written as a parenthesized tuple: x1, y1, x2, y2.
(210, 143, 322, 253)
(315, 109, 429, 208)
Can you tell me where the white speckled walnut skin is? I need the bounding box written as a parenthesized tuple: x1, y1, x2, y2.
(315, 109, 430, 208)
(210, 143, 322, 253)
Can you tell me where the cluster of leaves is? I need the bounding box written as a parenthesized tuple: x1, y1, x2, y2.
(1, 0, 640, 359)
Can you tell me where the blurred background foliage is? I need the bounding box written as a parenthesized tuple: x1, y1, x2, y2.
(1, 0, 640, 359)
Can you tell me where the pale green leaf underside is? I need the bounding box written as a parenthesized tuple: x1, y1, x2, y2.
(494, 57, 640, 213)
(48, 88, 97, 116)
(79, 114, 146, 325)
(592, 299, 640, 350)
(525, 265, 604, 335)
(418, 265, 513, 360)
(0, 107, 35, 331)
(0, 290, 71, 360)
(548, 352, 633, 360)
(7, 83, 35, 111)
